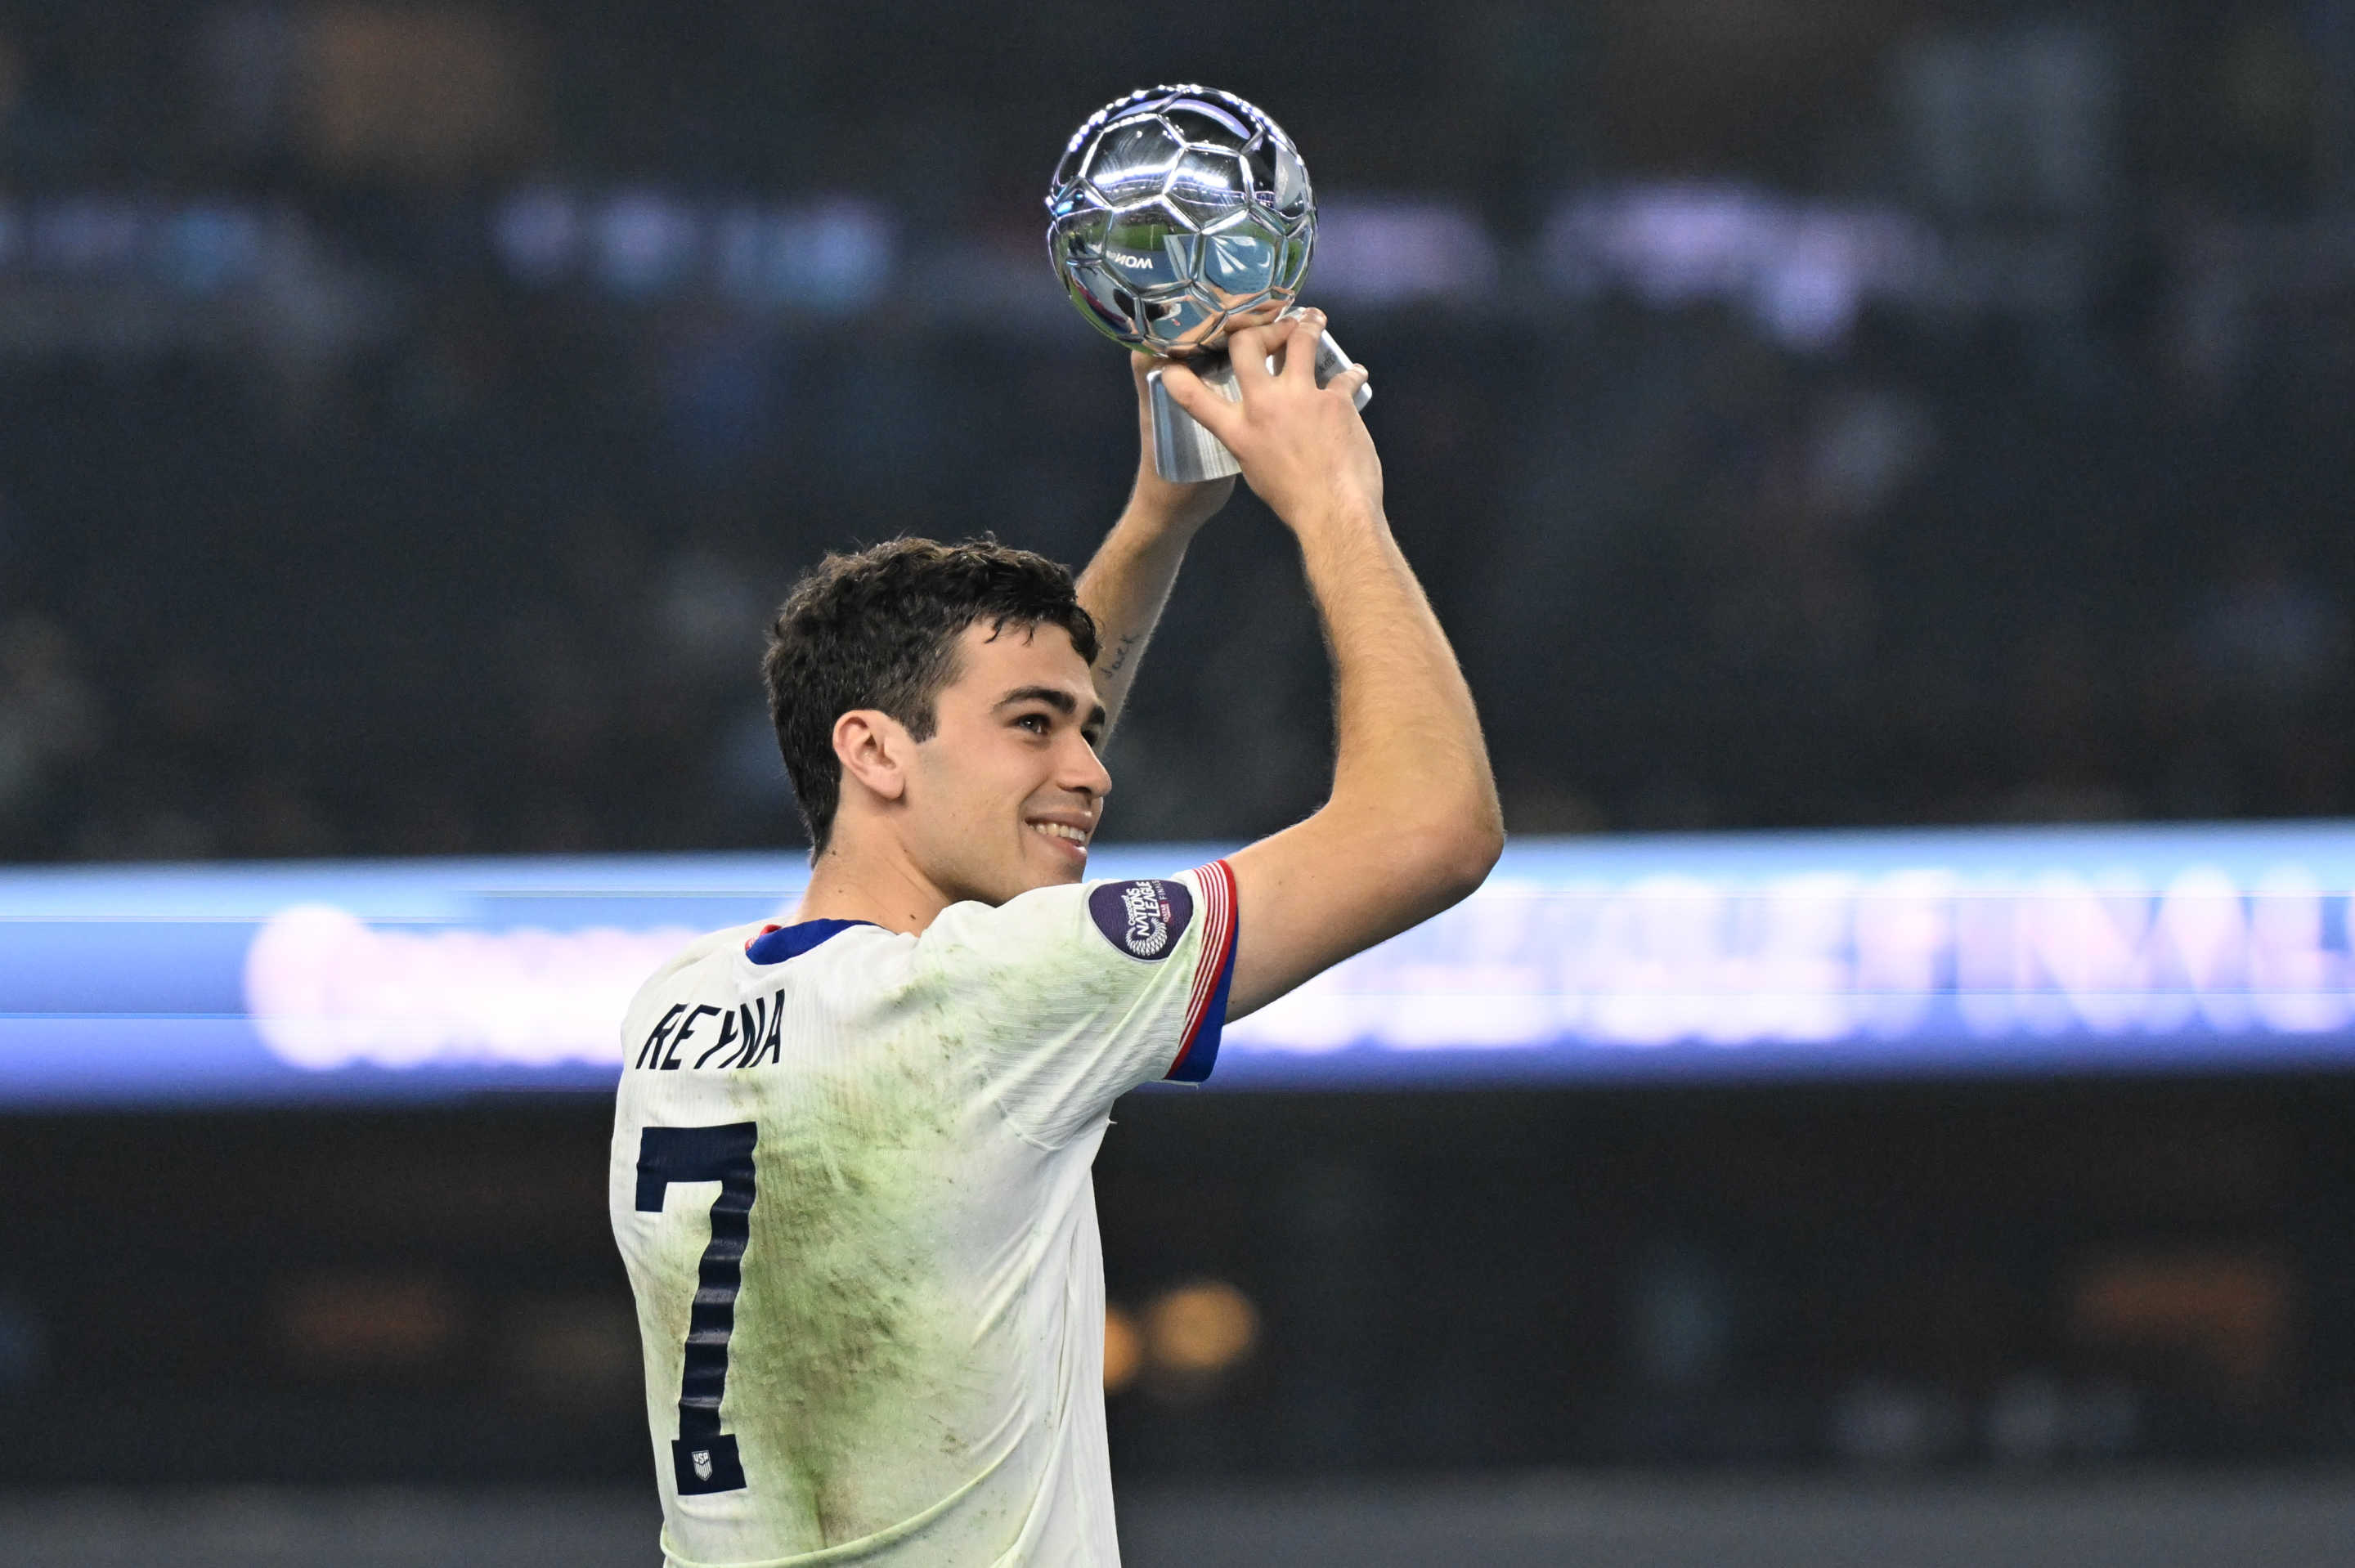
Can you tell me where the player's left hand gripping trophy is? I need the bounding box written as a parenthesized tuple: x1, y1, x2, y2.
(1047, 86, 1370, 483)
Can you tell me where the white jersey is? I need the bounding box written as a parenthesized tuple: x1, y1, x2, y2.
(608, 862, 1237, 1568)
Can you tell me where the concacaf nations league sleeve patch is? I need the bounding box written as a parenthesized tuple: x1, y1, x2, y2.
(1088, 879, 1195, 961)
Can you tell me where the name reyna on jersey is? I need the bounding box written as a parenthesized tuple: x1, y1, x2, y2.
(631, 993, 784, 1072)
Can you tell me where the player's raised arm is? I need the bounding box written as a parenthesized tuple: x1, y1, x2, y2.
(1071, 354, 1237, 739)
(1156, 311, 1503, 1018)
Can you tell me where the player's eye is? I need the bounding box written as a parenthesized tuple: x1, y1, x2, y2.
(1014, 712, 1052, 735)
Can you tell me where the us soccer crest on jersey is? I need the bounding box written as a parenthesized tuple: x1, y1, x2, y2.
(608, 861, 1236, 1567)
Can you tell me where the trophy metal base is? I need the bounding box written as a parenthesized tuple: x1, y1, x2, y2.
(1144, 327, 1370, 484)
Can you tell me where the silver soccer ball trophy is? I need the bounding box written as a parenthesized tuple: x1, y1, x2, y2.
(1047, 85, 1370, 483)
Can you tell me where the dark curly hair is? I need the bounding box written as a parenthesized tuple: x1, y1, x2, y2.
(762, 537, 1099, 852)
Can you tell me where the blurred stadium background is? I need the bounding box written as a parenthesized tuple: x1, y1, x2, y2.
(7, 0, 2355, 1562)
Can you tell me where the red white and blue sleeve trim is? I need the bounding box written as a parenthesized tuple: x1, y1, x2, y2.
(1164, 859, 1237, 1083)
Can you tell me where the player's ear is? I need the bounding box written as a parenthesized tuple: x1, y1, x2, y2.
(832, 710, 909, 804)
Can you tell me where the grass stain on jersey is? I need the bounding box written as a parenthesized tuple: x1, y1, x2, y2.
(722, 1001, 980, 1549)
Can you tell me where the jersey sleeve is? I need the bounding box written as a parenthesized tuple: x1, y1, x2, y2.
(914, 859, 1237, 1147)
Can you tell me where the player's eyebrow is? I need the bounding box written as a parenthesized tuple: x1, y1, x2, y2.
(997, 685, 1108, 736)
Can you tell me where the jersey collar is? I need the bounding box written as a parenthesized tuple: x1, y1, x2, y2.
(744, 918, 875, 965)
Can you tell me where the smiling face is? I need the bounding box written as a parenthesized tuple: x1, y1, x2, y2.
(896, 620, 1110, 908)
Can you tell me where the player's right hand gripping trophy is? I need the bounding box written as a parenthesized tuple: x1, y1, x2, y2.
(1046, 86, 1370, 483)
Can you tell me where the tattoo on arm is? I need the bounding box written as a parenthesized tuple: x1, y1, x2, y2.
(1101, 634, 1140, 679)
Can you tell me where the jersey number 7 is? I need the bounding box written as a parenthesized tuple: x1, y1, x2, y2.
(635, 1122, 758, 1495)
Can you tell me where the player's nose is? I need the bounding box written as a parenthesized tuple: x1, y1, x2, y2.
(1062, 731, 1112, 799)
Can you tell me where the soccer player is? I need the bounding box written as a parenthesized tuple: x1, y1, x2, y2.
(609, 310, 1500, 1566)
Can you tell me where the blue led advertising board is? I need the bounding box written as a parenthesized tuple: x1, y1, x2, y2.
(9, 822, 2355, 1106)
